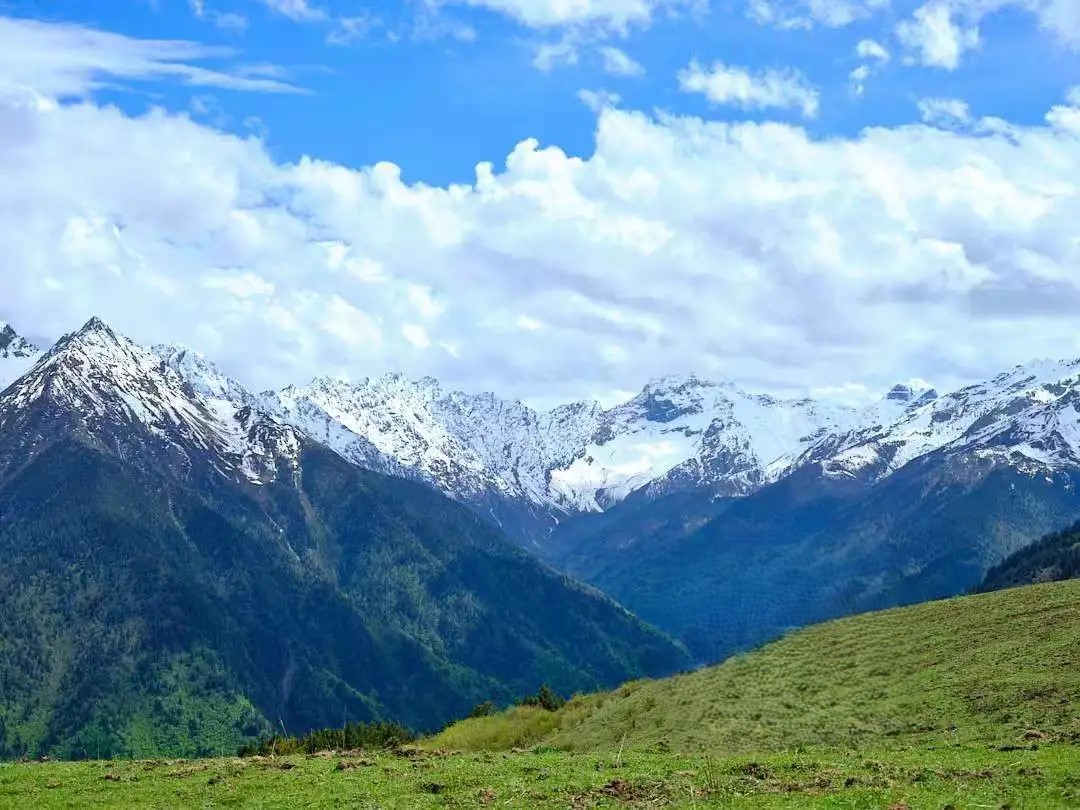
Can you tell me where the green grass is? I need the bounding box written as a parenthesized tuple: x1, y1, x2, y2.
(3, 581, 1078, 807)
(3, 745, 1078, 808)
(431, 579, 1080, 754)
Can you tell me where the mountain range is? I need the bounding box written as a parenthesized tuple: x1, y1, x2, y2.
(155, 330, 1080, 662)
(0, 319, 687, 758)
(5, 314, 1080, 755)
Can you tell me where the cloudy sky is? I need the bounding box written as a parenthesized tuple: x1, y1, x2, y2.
(0, 0, 1078, 407)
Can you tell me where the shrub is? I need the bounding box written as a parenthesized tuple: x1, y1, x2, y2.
(517, 684, 566, 712)
(238, 721, 414, 756)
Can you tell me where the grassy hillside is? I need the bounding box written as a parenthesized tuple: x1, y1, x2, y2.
(430, 579, 1080, 754)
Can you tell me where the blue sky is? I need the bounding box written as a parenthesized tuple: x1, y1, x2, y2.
(9, 0, 1078, 184)
(0, 0, 1078, 405)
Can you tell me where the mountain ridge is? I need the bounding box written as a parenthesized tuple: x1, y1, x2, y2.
(8, 316, 1080, 548)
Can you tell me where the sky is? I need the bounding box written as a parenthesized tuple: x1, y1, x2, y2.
(0, 0, 1078, 407)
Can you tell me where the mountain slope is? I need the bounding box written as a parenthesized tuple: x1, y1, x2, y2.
(979, 521, 1080, 592)
(431, 578, 1080, 754)
(0, 319, 689, 758)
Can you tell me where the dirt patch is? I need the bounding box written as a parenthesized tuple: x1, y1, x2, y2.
(568, 778, 673, 807)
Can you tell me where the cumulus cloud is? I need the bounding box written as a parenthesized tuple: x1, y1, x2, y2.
(600, 46, 645, 77)
(856, 38, 890, 62)
(849, 39, 890, 96)
(4, 18, 1080, 407)
(896, 2, 980, 69)
(751, 0, 1077, 70)
(678, 60, 820, 118)
(898, 0, 1080, 69)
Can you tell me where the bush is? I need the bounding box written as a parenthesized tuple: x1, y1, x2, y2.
(469, 701, 497, 718)
(517, 685, 565, 712)
(238, 721, 414, 756)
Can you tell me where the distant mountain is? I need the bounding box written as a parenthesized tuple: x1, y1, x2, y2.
(0, 322, 40, 391)
(131, 335, 1080, 663)
(979, 521, 1080, 592)
(548, 359, 1080, 660)
(0, 319, 688, 759)
(255, 373, 931, 543)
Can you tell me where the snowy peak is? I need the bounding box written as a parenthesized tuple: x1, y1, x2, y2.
(0, 321, 41, 391)
(804, 359, 1080, 482)
(552, 375, 857, 510)
(0, 322, 38, 358)
(0, 318, 299, 485)
(885, 383, 937, 404)
(155, 344, 257, 409)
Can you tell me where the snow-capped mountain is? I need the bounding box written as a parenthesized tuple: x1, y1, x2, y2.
(796, 360, 1080, 483)
(9, 314, 1080, 550)
(0, 318, 300, 485)
(258, 374, 602, 536)
(552, 376, 855, 509)
(0, 322, 40, 391)
(256, 372, 934, 534)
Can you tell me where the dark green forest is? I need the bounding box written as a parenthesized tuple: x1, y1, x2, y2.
(0, 435, 687, 760)
(979, 520, 1080, 592)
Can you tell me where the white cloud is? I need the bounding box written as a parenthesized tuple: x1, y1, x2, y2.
(0, 17, 298, 99)
(600, 46, 645, 77)
(5, 18, 1080, 406)
(402, 323, 432, 348)
(678, 60, 820, 118)
(327, 13, 383, 45)
(849, 65, 872, 96)
(917, 96, 972, 128)
(898, 1, 1080, 69)
(257, 0, 327, 22)
(432, 0, 697, 32)
(1046, 85, 1080, 134)
(897, 2, 979, 69)
(749, 0, 890, 28)
(578, 88, 623, 111)
(1039, 0, 1080, 46)
(533, 36, 581, 70)
(850, 40, 889, 96)
(856, 38, 890, 62)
